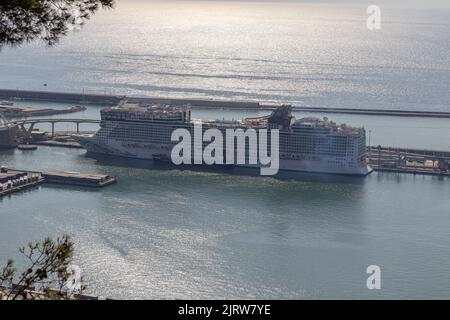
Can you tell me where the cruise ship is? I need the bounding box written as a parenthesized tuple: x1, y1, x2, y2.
(74, 102, 372, 175)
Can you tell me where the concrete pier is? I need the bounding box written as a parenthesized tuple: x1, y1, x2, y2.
(0, 88, 123, 105)
(367, 146, 450, 176)
(42, 171, 116, 187)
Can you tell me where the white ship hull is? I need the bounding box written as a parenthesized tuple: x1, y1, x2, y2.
(74, 135, 372, 176)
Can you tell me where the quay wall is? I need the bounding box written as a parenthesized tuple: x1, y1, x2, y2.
(125, 96, 260, 109)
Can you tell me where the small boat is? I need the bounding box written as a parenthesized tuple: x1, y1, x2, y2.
(0, 101, 14, 106)
(18, 144, 38, 151)
(153, 154, 172, 162)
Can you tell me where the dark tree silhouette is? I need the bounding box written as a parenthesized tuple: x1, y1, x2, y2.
(0, 0, 114, 48)
(0, 235, 85, 300)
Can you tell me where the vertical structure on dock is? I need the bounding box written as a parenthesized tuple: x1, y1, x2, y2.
(0, 113, 18, 149)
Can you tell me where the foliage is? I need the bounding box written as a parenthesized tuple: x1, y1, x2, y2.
(0, 0, 114, 47)
(0, 234, 85, 300)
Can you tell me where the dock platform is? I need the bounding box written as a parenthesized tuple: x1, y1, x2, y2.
(34, 140, 83, 148)
(368, 146, 450, 177)
(42, 171, 116, 187)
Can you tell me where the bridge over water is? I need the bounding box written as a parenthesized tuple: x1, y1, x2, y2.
(12, 118, 100, 139)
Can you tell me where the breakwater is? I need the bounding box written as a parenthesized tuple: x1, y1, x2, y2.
(0, 89, 124, 105)
(368, 146, 450, 176)
(2, 88, 450, 118)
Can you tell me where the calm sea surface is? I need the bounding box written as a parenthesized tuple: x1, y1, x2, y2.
(1, 1, 450, 299)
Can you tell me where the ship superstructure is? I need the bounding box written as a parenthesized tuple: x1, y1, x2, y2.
(74, 102, 372, 175)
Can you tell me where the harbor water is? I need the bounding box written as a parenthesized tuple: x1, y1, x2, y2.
(1, 145, 450, 299)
